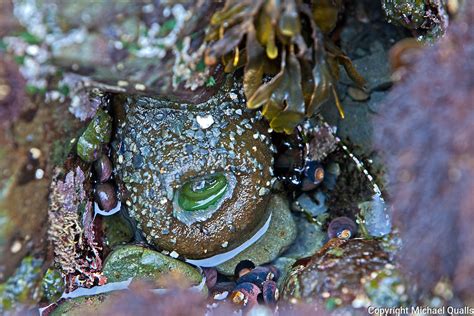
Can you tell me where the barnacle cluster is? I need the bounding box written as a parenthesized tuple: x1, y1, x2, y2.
(204, 0, 365, 133)
(382, 0, 450, 41)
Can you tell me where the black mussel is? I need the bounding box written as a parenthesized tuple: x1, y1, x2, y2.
(230, 282, 261, 308)
(94, 155, 113, 183)
(76, 109, 112, 163)
(261, 280, 279, 306)
(95, 182, 118, 211)
(328, 216, 358, 239)
(234, 260, 256, 278)
(273, 133, 305, 188)
(236, 266, 275, 287)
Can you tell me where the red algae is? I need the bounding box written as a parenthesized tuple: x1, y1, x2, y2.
(375, 3, 474, 301)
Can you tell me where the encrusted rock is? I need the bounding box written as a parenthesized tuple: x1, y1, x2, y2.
(282, 239, 395, 310)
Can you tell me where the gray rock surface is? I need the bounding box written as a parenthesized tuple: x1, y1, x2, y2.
(282, 215, 326, 259)
(103, 245, 203, 286)
(216, 194, 297, 275)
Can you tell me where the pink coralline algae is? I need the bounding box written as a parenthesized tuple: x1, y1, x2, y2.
(375, 4, 474, 301)
(48, 166, 106, 291)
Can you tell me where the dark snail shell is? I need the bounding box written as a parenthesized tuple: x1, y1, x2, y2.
(328, 216, 358, 239)
(203, 268, 218, 289)
(302, 160, 325, 191)
(262, 280, 279, 305)
(236, 266, 276, 287)
(94, 155, 113, 183)
(95, 182, 118, 211)
(230, 282, 261, 308)
(234, 260, 256, 278)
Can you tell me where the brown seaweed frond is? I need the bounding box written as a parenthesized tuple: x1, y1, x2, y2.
(205, 0, 365, 134)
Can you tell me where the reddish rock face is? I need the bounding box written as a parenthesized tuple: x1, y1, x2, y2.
(0, 57, 26, 126)
(282, 239, 391, 306)
(375, 4, 474, 301)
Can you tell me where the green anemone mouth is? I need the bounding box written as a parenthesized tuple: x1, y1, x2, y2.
(173, 172, 236, 225)
(178, 173, 229, 211)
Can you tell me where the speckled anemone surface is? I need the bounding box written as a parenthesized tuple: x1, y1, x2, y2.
(112, 79, 275, 259)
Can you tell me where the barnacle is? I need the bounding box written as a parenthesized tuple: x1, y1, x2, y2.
(205, 0, 365, 133)
(381, 0, 450, 41)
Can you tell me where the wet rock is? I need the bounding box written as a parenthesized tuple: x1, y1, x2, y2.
(292, 191, 328, 217)
(272, 257, 296, 290)
(79, 282, 211, 316)
(282, 215, 326, 259)
(51, 280, 211, 315)
(339, 0, 406, 57)
(41, 268, 65, 303)
(103, 245, 203, 287)
(0, 140, 49, 283)
(216, 194, 297, 275)
(0, 1, 20, 36)
(113, 79, 273, 259)
(0, 56, 26, 125)
(51, 294, 113, 316)
(282, 239, 394, 311)
(11, 0, 221, 101)
(102, 213, 134, 248)
(321, 17, 395, 162)
(347, 87, 369, 101)
(0, 97, 82, 282)
(341, 49, 392, 91)
(0, 256, 43, 313)
(322, 162, 340, 191)
(364, 270, 407, 308)
(367, 91, 387, 114)
(358, 195, 391, 237)
(326, 97, 374, 155)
